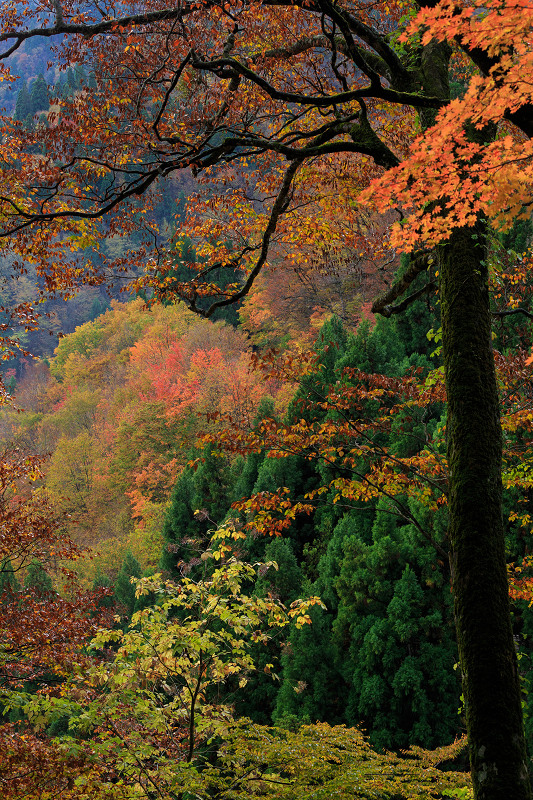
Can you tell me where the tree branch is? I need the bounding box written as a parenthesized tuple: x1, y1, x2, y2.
(492, 307, 533, 321)
(185, 158, 303, 317)
(372, 251, 435, 316)
(192, 54, 447, 111)
(378, 280, 437, 317)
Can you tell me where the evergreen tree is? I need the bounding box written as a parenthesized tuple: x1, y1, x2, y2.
(388, 255, 440, 362)
(24, 560, 54, 596)
(192, 448, 232, 524)
(92, 571, 115, 609)
(274, 511, 370, 728)
(270, 306, 457, 748)
(158, 235, 242, 326)
(287, 315, 352, 425)
(73, 65, 87, 88)
(114, 552, 142, 618)
(336, 316, 406, 377)
(13, 81, 31, 122)
(0, 559, 19, 595)
(161, 467, 199, 577)
(161, 449, 233, 578)
(66, 67, 77, 90)
(500, 217, 532, 255)
(252, 453, 318, 565)
(333, 499, 458, 750)
(29, 74, 49, 117)
(235, 537, 304, 724)
(274, 600, 342, 726)
(55, 72, 67, 98)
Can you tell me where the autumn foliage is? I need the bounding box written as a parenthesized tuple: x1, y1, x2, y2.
(0, 0, 532, 796)
(366, 0, 533, 248)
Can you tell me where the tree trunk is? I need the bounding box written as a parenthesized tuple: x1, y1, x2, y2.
(439, 224, 531, 799)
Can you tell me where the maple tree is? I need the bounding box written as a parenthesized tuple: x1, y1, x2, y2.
(1, 523, 328, 799)
(365, 0, 533, 247)
(0, 0, 531, 797)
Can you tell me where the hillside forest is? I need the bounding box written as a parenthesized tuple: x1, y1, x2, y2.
(0, 0, 532, 799)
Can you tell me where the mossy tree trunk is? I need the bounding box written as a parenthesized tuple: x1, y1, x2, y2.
(439, 224, 531, 800)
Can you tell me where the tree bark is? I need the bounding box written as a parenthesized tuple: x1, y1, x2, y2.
(439, 223, 532, 799)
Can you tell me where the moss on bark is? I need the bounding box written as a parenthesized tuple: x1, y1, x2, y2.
(440, 224, 531, 800)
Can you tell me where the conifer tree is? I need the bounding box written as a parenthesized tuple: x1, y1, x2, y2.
(29, 74, 49, 117)
(161, 449, 233, 578)
(0, 559, 19, 595)
(271, 307, 456, 746)
(92, 571, 115, 609)
(334, 499, 458, 750)
(234, 538, 304, 723)
(275, 600, 342, 727)
(24, 560, 54, 596)
(114, 552, 142, 618)
(287, 316, 351, 425)
(66, 67, 77, 90)
(232, 397, 277, 505)
(160, 467, 199, 577)
(13, 81, 31, 122)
